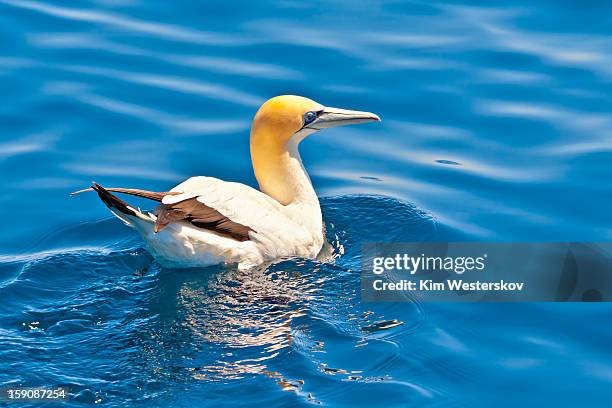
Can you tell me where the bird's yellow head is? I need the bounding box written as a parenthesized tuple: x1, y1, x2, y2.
(250, 95, 380, 204)
(251, 95, 380, 149)
(251, 95, 323, 145)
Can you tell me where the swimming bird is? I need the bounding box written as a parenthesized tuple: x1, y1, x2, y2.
(73, 95, 380, 269)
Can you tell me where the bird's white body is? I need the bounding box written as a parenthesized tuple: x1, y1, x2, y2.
(114, 161, 324, 270)
(78, 95, 379, 269)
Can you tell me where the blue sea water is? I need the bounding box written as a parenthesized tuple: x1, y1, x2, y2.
(1, 0, 612, 406)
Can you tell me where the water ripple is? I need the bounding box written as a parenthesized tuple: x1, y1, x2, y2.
(2, 0, 249, 45)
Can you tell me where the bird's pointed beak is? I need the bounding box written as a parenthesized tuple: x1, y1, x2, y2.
(309, 106, 381, 129)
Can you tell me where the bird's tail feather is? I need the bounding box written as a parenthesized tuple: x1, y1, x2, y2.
(71, 185, 179, 201)
(87, 182, 156, 228)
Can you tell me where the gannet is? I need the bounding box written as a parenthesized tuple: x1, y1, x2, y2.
(73, 95, 380, 269)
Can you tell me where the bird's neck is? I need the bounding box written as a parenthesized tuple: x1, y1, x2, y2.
(251, 135, 318, 207)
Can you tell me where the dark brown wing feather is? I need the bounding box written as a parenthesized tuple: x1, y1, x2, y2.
(72, 185, 180, 201)
(154, 198, 254, 242)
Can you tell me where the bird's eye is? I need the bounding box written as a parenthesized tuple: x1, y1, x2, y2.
(304, 111, 317, 125)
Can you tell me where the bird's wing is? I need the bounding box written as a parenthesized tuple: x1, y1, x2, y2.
(158, 176, 288, 241)
(74, 178, 286, 243)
